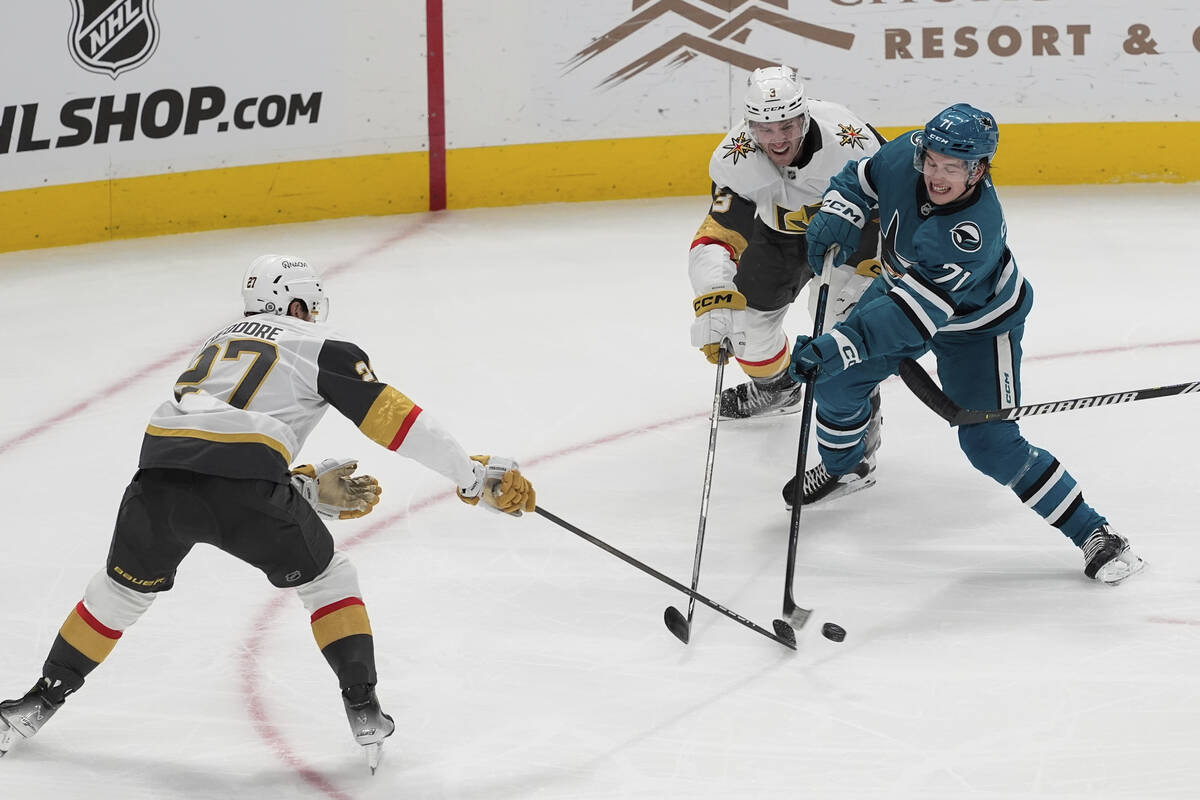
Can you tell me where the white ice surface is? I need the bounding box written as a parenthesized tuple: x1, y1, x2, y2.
(1, 185, 1198, 799)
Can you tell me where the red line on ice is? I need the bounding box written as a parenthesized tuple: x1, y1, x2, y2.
(3, 240, 1198, 795)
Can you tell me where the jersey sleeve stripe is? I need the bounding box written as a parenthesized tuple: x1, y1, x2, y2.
(939, 268, 1029, 333)
(898, 272, 956, 317)
(388, 406, 422, 450)
(692, 220, 749, 260)
(144, 425, 292, 463)
(359, 385, 423, 451)
(886, 290, 938, 339)
(857, 157, 878, 202)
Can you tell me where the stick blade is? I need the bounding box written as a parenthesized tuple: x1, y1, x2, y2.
(772, 619, 797, 649)
(788, 605, 813, 628)
(663, 606, 691, 644)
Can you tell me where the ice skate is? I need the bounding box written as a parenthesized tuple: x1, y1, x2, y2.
(719, 372, 805, 420)
(343, 683, 395, 774)
(1082, 525, 1145, 585)
(782, 456, 876, 509)
(0, 679, 63, 757)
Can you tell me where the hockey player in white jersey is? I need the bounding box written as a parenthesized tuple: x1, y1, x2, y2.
(0, 254, 535, 772)
(689, 65, 886, 431)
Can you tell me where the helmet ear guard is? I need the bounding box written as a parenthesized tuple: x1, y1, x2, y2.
(242, 254, 328, 322)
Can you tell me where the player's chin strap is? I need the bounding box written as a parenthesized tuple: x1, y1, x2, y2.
(291, 458, 382, 520)
(964, 158, 988, 190)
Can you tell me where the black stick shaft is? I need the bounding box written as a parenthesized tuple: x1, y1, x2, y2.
(535, 507, 796, 650)
(899, 358, 1200, 426)
(782, 251, 834, 620)
(682, 341, 728, 627)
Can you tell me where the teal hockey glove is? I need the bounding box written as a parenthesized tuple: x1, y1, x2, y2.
(789, 327, 867, 382)
(806, 190, 868, 275)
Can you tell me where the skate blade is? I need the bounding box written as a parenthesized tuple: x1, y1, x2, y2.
(1099, 554, 1146, 586)
(784, 476, 877, 511)
(0, 717, 16, 756)
(717, 404, 806, 422)
(364, 741, 385, 774)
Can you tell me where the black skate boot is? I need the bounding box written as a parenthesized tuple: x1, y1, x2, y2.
(719, 372, 805, 420)
(343, 683, 395, 774)
(782, 456, 876, 510)
(1082, 525, 1145, 585)
(0, 678, 66, 757)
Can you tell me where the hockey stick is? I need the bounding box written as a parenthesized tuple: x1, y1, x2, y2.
(535, 506, 796, 650)
(663, 340, 728, 644)
(781, 248, 837, 625)
(898, 358, 1200, 426)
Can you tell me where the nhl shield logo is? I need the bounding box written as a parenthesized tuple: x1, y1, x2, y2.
(68, 0, 160, 78)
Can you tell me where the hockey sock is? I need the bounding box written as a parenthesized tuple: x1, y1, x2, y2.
(38, 602, 122, 703)
(310, 598, 377, 689)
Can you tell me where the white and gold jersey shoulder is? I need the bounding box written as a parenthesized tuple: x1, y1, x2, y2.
(140, 314, 476, 488)
(708, 99, 884, 234)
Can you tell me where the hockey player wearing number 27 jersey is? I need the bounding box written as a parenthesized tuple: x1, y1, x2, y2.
(792, 103, 1143, 585)
(0, 254, 536, 772)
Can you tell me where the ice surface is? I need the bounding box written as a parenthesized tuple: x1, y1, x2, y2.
(1, 184, 1198, 799)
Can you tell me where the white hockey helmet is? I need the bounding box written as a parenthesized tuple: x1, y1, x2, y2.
(744, 66, 810, 125)
(242, 254, 327, 321)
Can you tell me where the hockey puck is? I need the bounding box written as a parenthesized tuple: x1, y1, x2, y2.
(821, 622, 846, 642)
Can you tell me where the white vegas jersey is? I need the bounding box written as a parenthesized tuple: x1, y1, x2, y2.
(690, 99, 887, 298)
(710, 99, 884, 235)
(140, 313, 477, 489)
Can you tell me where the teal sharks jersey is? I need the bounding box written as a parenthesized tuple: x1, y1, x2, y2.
(829, 130, 1032, 360)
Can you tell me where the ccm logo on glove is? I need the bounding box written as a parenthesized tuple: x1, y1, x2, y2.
(820, 191, 867, 228)
(693, 289, 747, 314)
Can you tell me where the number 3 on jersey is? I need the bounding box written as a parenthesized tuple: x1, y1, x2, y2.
(175, 338, 279, 409)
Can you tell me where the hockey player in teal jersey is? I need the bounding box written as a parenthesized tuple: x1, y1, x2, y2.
(786, 103, 1144, 585)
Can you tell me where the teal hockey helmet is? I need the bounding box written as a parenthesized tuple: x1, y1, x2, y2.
(913, 103, 998, 182)
(917, 103, 998, 161)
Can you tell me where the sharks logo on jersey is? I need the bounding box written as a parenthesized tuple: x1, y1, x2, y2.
(880, 210, 914, 280)
(950, 221, 983, 253)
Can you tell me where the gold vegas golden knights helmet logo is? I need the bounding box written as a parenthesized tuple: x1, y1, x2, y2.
(68, 0, 161, 78)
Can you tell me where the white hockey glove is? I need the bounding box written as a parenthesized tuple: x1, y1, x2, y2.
(457, 455, 536, 516)
(290, 458, 382, 520)
(812, 262, 879, 325)
(690, 283, 748, 364)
